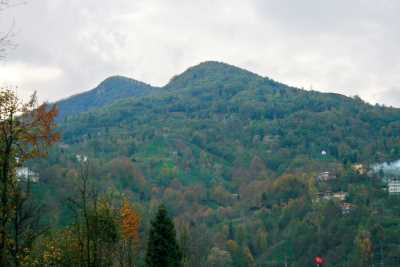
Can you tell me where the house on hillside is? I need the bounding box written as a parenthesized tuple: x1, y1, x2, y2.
(231, 193, 240, 201)
(341, 202, 354, 214)
(388, 179, 400, 194)
(316, 171, 336, 182)
(315, 191, 347, 202)
(16, 167, 39, 183)
(76, 154, 88, 162)
(352, 164, 366, 175)
(314, 191, 353, 214)
(58, 143, 70, 149)
(332, 191, 347, 201)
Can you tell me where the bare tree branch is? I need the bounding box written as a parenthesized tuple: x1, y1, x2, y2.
(0, 20, 16, 60)
(0, 0, 26, 59)
(0, 0, 26, 11)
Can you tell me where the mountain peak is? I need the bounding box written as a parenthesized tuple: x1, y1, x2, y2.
(165, 60, 262, 89)
(98, 75, 131, 86)
(97, 75, 151, 90)
(56, 76, 154, 121)
(185, 60, 259, 76)
(192, 60, 232, 68)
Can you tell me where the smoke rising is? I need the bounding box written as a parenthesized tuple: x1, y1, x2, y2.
(373, 159, 400, 176)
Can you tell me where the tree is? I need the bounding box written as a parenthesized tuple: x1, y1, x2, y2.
(207, 246, 232, 267)
(120, 199, 141, 267)
(356, 229, 373, 265)
(228, 221, 235, 240)
(0, 89, 59, 266)
(67, 159, 120, 267)
(145, 205, 182, 267)
(10, 178, 46, 267)
(121, 199, 140, 243)
(67, 157, 93, 267)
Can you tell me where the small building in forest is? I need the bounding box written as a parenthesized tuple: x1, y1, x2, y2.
(352, 163, 366, 175)
(16, 167, 39, 183)
(341, 202, 354, 214)
(314, 191, 353, 214)
(388, 179, 400, 194)
(231, 193, 240, 201)
(332, 191, 347, 201)
(315, 191, 347, 202)
(316, 171, 336, 182)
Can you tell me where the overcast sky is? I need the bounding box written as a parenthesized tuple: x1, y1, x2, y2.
(0, 0, 399, 106)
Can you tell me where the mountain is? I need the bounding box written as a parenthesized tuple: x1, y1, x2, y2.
(55, 75, 156, 121)
(165, 61, 263, 90)
(33, 61, 400, 267)
(59, 61, 400, 170)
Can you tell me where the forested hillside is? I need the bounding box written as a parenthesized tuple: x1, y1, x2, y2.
(28, 61, 400, 266)
(56, 76, 155, 121)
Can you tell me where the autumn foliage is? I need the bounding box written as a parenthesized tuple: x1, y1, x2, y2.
(0, 89, 59, 160)
(0, 89, 59, 267)
(120, 199, 140, 243)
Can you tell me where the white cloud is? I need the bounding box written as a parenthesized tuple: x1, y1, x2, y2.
(0, 62, 63, 100)
(0, 62, 63, 84)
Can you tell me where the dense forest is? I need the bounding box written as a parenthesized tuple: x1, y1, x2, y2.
(2, 61, 400, 266)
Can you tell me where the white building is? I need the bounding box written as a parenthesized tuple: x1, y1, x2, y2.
(76, 154, 88, 162)
(16, 167, 39, 183)
(341, 203, 354, 214)
(388, 179, 400, 194)
(316, 191, 348, 202)
(316, 171, 336, 182)
(333, 192, 347, 201)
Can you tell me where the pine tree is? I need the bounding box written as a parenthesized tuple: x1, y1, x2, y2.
(145, 205, 182, 267)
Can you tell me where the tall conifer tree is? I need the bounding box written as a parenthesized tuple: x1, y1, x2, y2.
(145, 205, 182, 267)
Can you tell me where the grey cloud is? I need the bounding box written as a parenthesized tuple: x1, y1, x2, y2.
(374, 87, 400, 107)
(0, 0, 399, 107)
